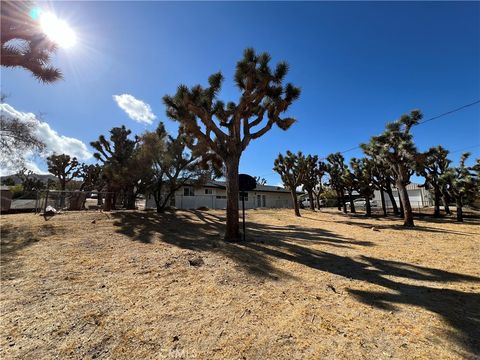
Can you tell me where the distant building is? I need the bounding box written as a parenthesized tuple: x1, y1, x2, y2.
(146, 180, 293, 210)
(372, 183, 433, 208)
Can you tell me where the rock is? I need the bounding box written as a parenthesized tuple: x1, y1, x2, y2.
(173, 335, 179, 342)
(326, 284, 338, 293)
(371, 227, 379, 231)
(188, 257, 204, 267)
(91, 219, 96, 224)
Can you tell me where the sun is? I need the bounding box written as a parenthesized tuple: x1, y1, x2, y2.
(39, 11, 77, 49)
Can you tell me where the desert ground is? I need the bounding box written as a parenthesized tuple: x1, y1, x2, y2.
(1, 208, 479, 359)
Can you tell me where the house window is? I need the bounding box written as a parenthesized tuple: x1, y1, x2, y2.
(205, 188, 213, 195)
(239, 193, 248, 202)
(216, 195, 227, 199)
(184, 187, 194, 196)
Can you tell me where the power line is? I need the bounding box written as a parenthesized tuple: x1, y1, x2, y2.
(325, 99, 480, 157)
(418, 100, 480, 125)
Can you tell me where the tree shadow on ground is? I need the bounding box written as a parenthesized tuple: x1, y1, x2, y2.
(111, 210, 480, 356)
(1, 223, 58, 280)
(308, 211, 479, 236)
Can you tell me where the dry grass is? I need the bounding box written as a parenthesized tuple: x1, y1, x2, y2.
(1, 208, 479, 359)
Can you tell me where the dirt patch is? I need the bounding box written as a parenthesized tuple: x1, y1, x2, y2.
(1, 209, 479, 359)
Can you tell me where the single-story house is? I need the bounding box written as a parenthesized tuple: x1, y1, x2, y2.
(372, 182, 433, 208)
(145, 180, 294, 210)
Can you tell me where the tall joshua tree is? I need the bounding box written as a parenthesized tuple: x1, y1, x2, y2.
(440, 153, 479, 222)
(1, 1, 62, 82)
(273, 151, 307, 217)
(325, 152, 347, 213)
(164, 48, 300, 241)
(417, 146, 451, 217)
(362, 110, 422, 227)
(301, 154, 319, 210)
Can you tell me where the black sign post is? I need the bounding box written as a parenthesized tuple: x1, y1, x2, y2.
(238, 174, 257, 241)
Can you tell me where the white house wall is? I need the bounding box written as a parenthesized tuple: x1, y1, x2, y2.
(146, 186, 292, 210)
(372, 188, 433, 208)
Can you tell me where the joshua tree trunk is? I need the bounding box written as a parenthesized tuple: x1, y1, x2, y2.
(315, 193, 321, 210)
(104, 190, 112, 211)
(396, 181, 414, 227)
(386, 187, 399, 215)
(225, 155, 241, 241)
(337, 194, 342, 211)
(399, 196, 405, 218)
(60, 180, 66, 208)
(380, 190, 387, 216)
(365, 197, 372, 217)
(97, 193, 103, 206)
(291, 190, 301, 217)
(433, 187, 441, 218)
(125, 186, 136, 210)
(443, 194, 451, 215)
(308, 191, 315, 210)
(349, 192, 356, 213)
(456, 197, 463, 222)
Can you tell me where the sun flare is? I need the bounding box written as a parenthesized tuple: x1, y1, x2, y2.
(39, 11, 77, 49)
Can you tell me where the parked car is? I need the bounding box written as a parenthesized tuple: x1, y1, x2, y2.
(301, 198, 326, 208)
(353, 198, 380, 209)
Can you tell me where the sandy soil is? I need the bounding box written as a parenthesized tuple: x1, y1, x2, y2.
(1, 208, 479, 359)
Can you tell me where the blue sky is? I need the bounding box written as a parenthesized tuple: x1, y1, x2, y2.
(1, 1, 479, 184)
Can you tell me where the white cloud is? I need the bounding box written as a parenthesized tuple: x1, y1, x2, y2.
(113, 94, 156, 125)
(0, 103, 92, 174)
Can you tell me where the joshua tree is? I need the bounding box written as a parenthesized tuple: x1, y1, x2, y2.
(362, 110, 422, 227)
(440, 153, 479, 222)
(370, 162, 399, 216)
(417, 146, 451, 217)
(90, 126, 139, 210)
(325, 153, 347, 213)
(301, 154, 320, 210)
(342, 167, 357, 213)
(312, 161, 326, 209)
(273, 151, 307, 217)
(1, 1, 62, 82)
(254, 176, 267, 186)
(164, 48, 300, 241)
(351, 157, 375, 217)
(140, 123, 217, 213)
(46, 154, 81, 191)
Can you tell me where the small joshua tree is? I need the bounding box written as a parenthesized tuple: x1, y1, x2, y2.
(47, 153, 81, 208)
(440, 153, 479, 222)
(47, 154, 81, 191)
(273, 151, 307, 217)
(301, 154, 320, 210)
(417, 146, 451, 217)
(325, 152, 347, 213)
(164, 48, 300, 241)
(350, 157, 375, 217)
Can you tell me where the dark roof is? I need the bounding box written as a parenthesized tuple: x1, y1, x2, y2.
(187, 179, 291, 193)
